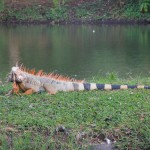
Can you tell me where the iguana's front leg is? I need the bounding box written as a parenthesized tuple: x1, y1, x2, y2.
(13, 82, 20, 94)
(6, 82, 20, 96)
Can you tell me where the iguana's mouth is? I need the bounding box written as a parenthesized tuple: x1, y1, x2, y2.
(8, 72, 22, 83)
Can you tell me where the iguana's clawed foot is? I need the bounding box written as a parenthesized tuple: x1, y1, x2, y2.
(5, 90, 13, 96)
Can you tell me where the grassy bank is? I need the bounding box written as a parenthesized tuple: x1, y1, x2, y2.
(0, 0, 150, 24)
(0, 75, 150, 149)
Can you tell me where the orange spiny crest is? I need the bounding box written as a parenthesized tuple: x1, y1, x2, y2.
(36, 70, 43, 76)
(29, 69, 36, 74)
(19, 64, 85, 83)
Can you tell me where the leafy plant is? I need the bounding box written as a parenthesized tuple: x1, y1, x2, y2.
(75, 8, 91, 19)
(45, 7, 67, 20)
(140, 0, 150, 13)
(0, 0, 4, 12)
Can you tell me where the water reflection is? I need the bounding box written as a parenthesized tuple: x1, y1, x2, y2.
(8, 28, 20, 65)
(0, 24, 150, 79)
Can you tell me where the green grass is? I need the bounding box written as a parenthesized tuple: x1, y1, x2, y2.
(0, 76, 150, 149)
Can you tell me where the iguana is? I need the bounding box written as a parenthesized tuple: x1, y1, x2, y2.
(7, 64, 150, 95)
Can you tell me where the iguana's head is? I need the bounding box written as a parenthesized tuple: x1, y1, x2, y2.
(8, 66, 25, 83)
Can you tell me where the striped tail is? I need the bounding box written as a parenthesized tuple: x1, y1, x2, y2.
(82, 83, 150, 91)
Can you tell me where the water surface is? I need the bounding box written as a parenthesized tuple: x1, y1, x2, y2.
(0, 24, 150, 80)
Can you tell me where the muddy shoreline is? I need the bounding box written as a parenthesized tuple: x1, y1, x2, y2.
(1, 18, 150, 25)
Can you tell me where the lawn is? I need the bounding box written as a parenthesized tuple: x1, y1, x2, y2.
(0, 75, 150, 149)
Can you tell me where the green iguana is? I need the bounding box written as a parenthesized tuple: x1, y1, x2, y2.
(7, 64, 150, 95)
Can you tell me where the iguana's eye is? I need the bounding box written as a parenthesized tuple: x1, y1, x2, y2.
(18, 75, 24, 81)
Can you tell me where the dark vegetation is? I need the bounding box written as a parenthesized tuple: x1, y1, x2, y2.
(0, 0, 150, 24)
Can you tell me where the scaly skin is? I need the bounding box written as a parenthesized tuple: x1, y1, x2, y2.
(7, 65, 150, 95)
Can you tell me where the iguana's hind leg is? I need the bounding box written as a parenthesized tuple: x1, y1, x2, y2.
(23, 89, 34, 95)
(44, 84, 57, 95)
(48, 91, 57, 95)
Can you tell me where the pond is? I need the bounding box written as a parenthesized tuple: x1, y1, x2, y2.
(0, 24, 150, 80)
